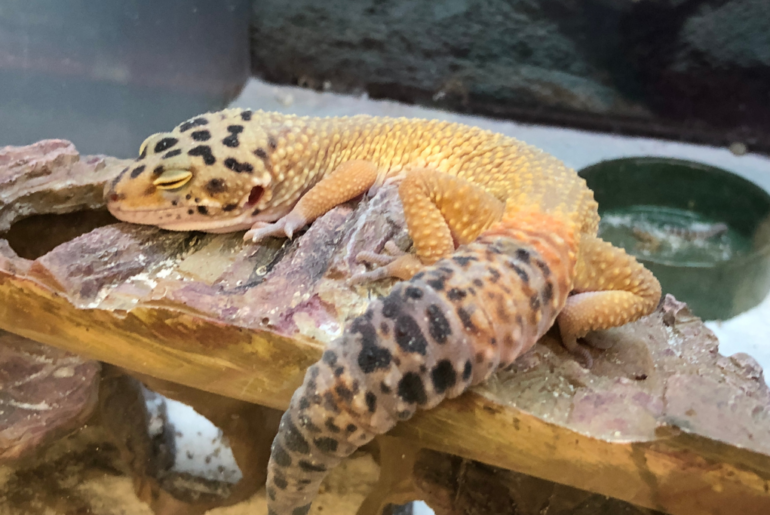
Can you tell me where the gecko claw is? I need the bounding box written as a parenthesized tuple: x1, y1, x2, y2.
(243, 212, 308, 244)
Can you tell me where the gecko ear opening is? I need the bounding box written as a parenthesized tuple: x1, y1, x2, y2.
(247, 186, 264, 207)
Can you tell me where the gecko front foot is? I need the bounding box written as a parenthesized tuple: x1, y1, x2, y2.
(349, 242, 423, 285)
(243, 212, 309, 244)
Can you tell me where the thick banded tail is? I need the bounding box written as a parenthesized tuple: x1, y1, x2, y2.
(265, 226, 576, 514)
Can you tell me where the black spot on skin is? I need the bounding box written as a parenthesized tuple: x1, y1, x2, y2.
(325, 419, 341, 433)
(447, 288, 467, 301)
(346, 424, 357, 433)
(313, 437, 338, 453)
(488, 267, 501, 282)
(490, 337, 497, 346)
(179, 117, 208, 132)
(536, 259, 551, 277)
(240, 110, 253, 121)
(254, 147, 268, 159)
(197, 205, 208, 215)
(398, 372, 427, 405)
(171, 200, 178, 206)
(191, 130, 211, 141)
(426, 304, 451, 344)
(543, 281, 554, 303)
(453, 255, 477, 267)
(456, 307, 476, 332)
(195, 198, 200, 203)
(463, 360, 473, 381)
(380, 382, 391, 394)
(381, 296, 401, 319)
(404, 286, 423, 299)
(153, 165, 164, 176)
(431, 360, 457, 395)
(366, 392, 377, 413)
(380, 322, 390, 335)
(111, 167, 129, 188)
(206, 178, 227, 195)
(187, 209, 194, 215)
(426, 275, 446, 291)
(473, 278, 483, 287)
(188, 145, 216, 165)
(154, 137, 178, 153)
(530, 294, 541, 311)
(222, 125, 244, 148)
(267, 487, 276, 501)
(299, 460, 326, 472)
(515, 248, 531, 263)
(224, 157, 254, 173)
(298, 414, 321, 433)
(322, 350, 337, 367)
(394, 315, 428, 355)
(268, 136, 278, 149)
(139, 146, 147, 158)
(130, 165, 146, 178)
(223, 203, 238, 212)
(509, 263, 529, 283)
(334, 366, 344, 377)
(475, 352, 484, 363)
(282, 416, 310, 454)
(299, 397, 310, 410)
(271, 443, 292, 467)
(354, 319, 392, 373)
(293, 505, 312, 515)
(420, 365, 427, 373)
(323, 392, 341, 413)
(163, 149, 181, 159)
(334, 385, 353, 403)
(273, 474, 288, 490)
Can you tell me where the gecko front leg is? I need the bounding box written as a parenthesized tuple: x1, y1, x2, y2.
(244, 160, 380, 243)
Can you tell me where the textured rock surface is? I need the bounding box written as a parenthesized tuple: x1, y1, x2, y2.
(2, 140, 770, 513)
(0, 330, 100, 462)
(251, 0, 770, 153)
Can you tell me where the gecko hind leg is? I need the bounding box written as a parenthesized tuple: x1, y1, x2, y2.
(557, 234, 662, 368)
(350, 168, 505, 284)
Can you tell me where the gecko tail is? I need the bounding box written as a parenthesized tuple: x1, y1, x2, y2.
(265, 233, 574, 514)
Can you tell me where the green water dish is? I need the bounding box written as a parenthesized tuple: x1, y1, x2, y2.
(578, 157, 770, 321)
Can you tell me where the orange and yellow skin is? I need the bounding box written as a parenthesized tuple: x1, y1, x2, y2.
(106, 108, 662, 514)
(106, 108, 659, 358)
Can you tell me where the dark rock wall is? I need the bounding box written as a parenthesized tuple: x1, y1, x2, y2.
(250, 0, 770, 152)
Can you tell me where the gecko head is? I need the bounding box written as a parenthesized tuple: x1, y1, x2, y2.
(105, 110, 280, 233)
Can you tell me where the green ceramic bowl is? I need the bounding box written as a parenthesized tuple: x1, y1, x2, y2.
(579, 157, 770, 320)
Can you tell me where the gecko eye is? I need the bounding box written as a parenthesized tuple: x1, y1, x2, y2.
(153, 169, 193, 190)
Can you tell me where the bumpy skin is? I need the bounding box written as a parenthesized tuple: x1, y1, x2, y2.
(266, 214, 576, 514)
(106, 109, 662, 514)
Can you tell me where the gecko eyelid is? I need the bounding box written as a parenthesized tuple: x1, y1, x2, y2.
(153, 169, 193, 190)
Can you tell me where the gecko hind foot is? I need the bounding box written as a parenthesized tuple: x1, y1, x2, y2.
(561, 337, 594, 369)
(349, 243, 422, 285)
